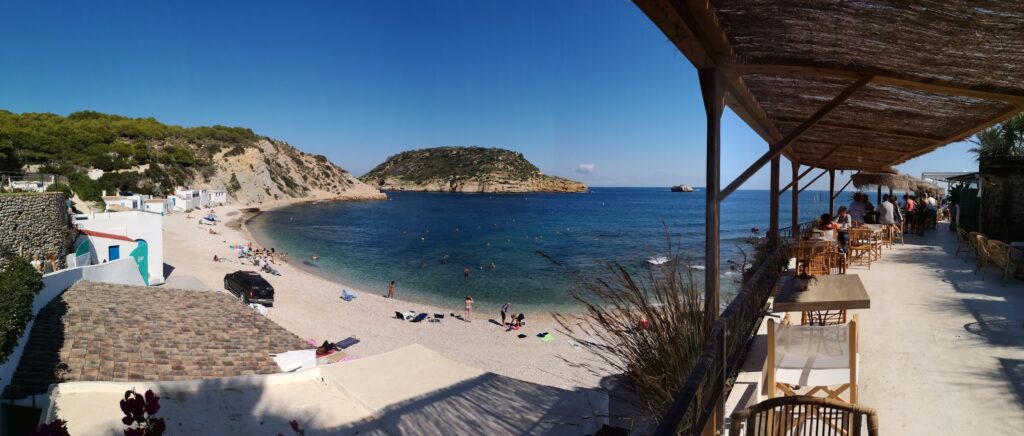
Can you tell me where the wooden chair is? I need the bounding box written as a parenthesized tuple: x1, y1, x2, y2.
(972, 232, 989, 275)
(795, 241, 831, 274)
(766, 315, 859, 404)
(806, 251, 831, 276)
(729, 396, 879, 436)
(825, 252, 847, 276)
(954, 227, 974, 257)
(984, 240, 1014, 286)
(847, 228, 873, 269)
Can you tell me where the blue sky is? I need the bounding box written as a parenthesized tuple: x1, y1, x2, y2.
(0, 0, 979, 188)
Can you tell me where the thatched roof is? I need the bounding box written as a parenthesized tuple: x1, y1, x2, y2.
(633, 0, 1024, 172)
(851, 170, 908, 190)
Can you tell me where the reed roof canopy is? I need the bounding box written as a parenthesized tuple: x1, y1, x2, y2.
(851, 170, 909, 191)
(634, 0, 1024, 172)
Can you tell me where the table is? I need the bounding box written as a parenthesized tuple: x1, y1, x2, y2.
(774, 273, 871, 313)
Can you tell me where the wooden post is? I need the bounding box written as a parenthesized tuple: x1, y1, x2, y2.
(698, 67, 724, 436)
(877, 186, 882, 206)
(699, 68, 723, 334)
(829, 169, 836, 216)
(792, 160, 800, 231)
(769, 157, 780, 243)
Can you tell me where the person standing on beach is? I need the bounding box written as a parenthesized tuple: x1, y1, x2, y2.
(464, 296, 473, 322)
(387, 281, 396, 298)
(500, 302, 511, 326)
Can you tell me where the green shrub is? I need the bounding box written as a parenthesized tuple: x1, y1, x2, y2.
(45, 182, 73, 198)
(0, 257, 44, 364)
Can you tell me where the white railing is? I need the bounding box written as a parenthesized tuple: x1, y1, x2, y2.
(0, 258, 145, 398)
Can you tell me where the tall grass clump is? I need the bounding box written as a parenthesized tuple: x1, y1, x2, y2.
(549, 242, 708, 417)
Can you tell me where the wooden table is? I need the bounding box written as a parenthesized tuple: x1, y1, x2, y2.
(774, 273, 871, 313)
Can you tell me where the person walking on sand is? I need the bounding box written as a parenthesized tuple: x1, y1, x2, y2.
(500, 302, 511, 326)
(464, 296, 473, 322)
(387, 281, 396, 298)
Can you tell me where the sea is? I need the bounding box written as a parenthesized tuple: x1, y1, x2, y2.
(246, 188, 837, 310)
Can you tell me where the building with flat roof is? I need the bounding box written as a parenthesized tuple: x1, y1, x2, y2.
(73, 211, 164, 285)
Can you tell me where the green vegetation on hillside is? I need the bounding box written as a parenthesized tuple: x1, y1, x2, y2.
(0, 109, 257, 201)
(361, 146, 542, 183)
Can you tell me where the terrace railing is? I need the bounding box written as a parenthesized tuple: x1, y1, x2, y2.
(780, 220, 818, 242)
(654, 241, 789, 435)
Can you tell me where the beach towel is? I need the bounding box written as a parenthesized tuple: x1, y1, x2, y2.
(540, 334, 554, 342)
(340, 289, 356, 301)
(335, 336, 360, 349)
(517, 334, 527, 339)
(411, 313, 428, 323)
(273, 349, 316, 372)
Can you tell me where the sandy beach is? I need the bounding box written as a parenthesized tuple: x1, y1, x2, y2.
(162, 199, 611, 390)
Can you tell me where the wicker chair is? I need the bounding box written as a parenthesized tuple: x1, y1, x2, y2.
(729, 396, 879, 436)
(971, 232, 989, 275)
(954, 227, 974, 257)
(983, 239, 1014, 286)
(847, 228, 873, 269)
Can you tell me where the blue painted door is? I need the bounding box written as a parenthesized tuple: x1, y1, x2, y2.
(108, 245, 120, 261)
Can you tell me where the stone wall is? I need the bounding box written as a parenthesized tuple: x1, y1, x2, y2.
(0, 193, 74, 269)
(979, 156, 1024, 242)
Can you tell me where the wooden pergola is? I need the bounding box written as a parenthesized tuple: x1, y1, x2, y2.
(631, 1, 1024, 432)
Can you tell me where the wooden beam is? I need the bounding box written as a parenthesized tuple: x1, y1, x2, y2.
(779, 165, 814, 196)
(798, 169, 828, 194)
(720, 63, 1024, 105)
(720, 76, 873, 200)
(828, 169, 836, 215)
(793, 141, 910, 156)
(769, 156, 780, 244)
(771, 117, 946, 142)
(698, 68, 724, 337)
(791, 160, 799, 231)
(833, 177, 855, 200)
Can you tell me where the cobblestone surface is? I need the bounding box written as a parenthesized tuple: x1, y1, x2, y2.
(2, 281, 307, 399)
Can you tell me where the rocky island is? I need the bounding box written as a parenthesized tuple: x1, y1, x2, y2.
(671, 184, 694, 192)
(360, 146, 588, 193)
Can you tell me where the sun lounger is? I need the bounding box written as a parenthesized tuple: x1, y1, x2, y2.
(340, 289, 356, 301)
(411, 312, 428, 323)
(335, 336, 360, 349)
(394, 310, 416, 320)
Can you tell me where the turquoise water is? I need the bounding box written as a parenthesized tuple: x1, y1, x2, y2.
(246, 188, 834, 309)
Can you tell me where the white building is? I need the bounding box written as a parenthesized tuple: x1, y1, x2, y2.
(101, 191, 152, 211)
(143, 198, 173, 215)
(72, 211, 165, 285)
(170, 187, 210, 211)
(8, 174, 56, 192)
(209, 190, 228, 204)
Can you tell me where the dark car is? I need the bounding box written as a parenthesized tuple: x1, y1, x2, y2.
(223, 271, 275, 306)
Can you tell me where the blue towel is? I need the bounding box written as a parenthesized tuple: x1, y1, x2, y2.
(340, 289, 356, 301)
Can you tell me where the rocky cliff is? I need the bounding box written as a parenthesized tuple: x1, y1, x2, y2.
(204, 138, 385, 204)
(360, 146, 588, 193)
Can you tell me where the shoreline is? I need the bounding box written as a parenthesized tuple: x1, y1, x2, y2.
(162, 197, 610, 390)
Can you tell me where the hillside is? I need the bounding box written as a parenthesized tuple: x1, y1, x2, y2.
(0, 110, 384, 204)
(360, 146, 588, 193)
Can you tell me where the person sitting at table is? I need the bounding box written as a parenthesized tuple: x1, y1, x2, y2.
(848, 193, 866, 223)
(877, 194, 895, 226)
(834, 206, 852, 253)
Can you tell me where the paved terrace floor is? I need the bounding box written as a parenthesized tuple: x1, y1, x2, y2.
(851, 227, 1024, 435)
(3, 282, 308, 399)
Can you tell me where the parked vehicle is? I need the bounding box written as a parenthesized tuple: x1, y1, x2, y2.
(223, 271, 275, 306)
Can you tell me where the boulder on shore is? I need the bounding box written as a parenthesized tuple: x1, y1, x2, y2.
(671, 184, 694, 192)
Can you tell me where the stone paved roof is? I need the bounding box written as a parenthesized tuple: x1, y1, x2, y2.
(3, 281, 308, 399)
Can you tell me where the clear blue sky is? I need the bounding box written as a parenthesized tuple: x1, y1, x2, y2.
(0, 0, 978, 189)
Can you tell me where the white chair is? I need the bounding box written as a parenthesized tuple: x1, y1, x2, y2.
(766, 315, 859, 404)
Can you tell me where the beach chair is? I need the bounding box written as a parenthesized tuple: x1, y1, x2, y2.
(340, 289, 356, 301)
(729, 396, 879, 436)
(766, 315, 859, 404)
(954, 227, 973, 257)
(334, 336, 360, 350)
(411, 313, 428, 323)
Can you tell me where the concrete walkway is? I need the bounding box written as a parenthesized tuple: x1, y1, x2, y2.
(853, 227, 1024, 435)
